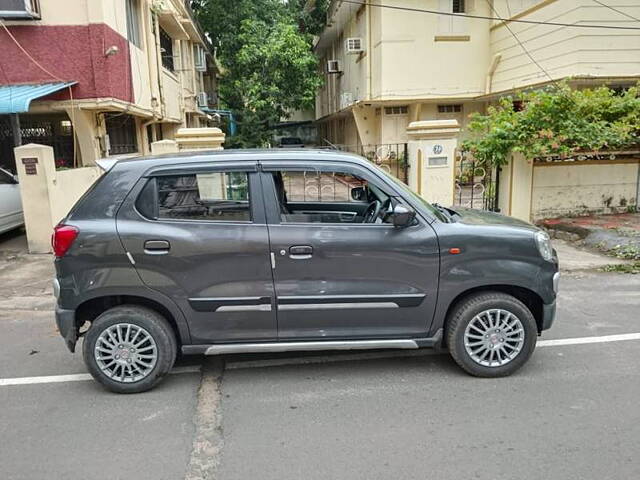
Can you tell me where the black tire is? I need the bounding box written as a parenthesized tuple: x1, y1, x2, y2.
(446, 292, 537, 377)
(83, 305, 177, 394)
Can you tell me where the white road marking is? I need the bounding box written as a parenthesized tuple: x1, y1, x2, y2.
(0, 365, 201, 387)
(2, 333, 640, 384)
(537, 332, 640, 347)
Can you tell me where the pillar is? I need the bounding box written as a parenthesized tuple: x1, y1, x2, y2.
(406, 120, 460, 206)
(506, 152, 534, 222)
(14, 144, 57, 253)
(151, 139, 179, 155)
(174, 127, 225, 151)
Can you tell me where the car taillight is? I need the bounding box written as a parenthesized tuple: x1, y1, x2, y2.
(52, 225, 79, 258)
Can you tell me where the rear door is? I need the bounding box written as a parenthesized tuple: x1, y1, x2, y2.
(261, 161, 441, 340)
(117, 162, 277, 344)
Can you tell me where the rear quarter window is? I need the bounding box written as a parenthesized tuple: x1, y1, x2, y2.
(138, 173, 252, 223)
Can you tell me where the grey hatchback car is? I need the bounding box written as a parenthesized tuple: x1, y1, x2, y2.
(53, 150, 559, 393)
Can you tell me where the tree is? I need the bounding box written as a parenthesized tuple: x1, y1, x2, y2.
(192, 0, 325, 147)
(461, 83, 640, 167)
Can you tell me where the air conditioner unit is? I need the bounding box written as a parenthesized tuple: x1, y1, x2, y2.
(194, 45, 207, 72)
(0, 0, 40, 19)
(327, 60, 342, 74)
(345, 37, 364, 54)
(196, 92, 208, 108)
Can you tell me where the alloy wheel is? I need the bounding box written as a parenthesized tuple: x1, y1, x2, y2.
(94, 323, 158, 383)
(463, 309, 525, 367)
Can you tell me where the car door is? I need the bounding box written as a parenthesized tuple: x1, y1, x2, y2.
(0, 168, 23, 233)
(261, 161, 440, 340)
(117, 162, 277, 344)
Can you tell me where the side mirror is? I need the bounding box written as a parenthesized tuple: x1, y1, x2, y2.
(392, 203, 416, 228)
(12, 175, 19, 184)
(350, 186, 366, 202)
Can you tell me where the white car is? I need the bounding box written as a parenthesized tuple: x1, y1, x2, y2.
(0, 167, 23, 234)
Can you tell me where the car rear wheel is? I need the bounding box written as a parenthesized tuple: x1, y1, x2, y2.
(83, 306, 177, 393)
(446, 292, 537, 377)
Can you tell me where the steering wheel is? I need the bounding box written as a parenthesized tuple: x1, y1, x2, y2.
(363, 200, 382, 223)
(363, 198, 393, 224)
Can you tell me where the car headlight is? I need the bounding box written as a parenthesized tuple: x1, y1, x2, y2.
(534, 231, 554, 262)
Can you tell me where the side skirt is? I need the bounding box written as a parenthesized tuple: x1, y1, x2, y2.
(181, 330, 444, 356)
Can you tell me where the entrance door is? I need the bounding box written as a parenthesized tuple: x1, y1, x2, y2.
(117, 163, 276, 344)
(261, 162, 440, 340)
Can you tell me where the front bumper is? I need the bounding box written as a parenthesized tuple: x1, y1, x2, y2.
(541, 300, 557, 331)
(55, 306, 77, 353)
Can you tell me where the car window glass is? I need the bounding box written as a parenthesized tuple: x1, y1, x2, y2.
(273, 170, 394, 225)
(0, 170, 14, 185)
(156, 172, 251, 222)
(281, 170, 366, 203)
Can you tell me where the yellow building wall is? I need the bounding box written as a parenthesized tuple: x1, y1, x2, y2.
(531, 162, 640, 220)
(374, 0, 490, 101)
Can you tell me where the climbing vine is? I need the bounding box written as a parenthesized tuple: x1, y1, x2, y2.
(461, 83, 640, 167)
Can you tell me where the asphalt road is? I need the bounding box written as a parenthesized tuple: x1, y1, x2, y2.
(1, 233, 639, 480)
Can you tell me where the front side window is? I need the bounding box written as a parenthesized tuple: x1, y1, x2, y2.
(156, 172, 250, 222)
(272, 169, 396, 225)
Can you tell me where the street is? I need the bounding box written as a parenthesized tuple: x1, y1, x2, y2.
(1, 233, 639, 480)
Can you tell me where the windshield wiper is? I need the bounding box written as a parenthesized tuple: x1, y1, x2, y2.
(432, 203, 454, 222)
(432, 203, 462, 222)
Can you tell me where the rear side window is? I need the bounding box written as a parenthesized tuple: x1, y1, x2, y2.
(150, 172, 251, 222)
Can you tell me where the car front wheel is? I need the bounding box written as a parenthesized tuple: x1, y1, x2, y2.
(83, 305, 177, 393)
(446, 292, 537, 377)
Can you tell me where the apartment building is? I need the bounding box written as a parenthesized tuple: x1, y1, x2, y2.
(0, 0, 219, 172)
(314, 0, 640, 150)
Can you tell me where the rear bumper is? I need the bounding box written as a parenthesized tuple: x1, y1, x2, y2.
(55, 307, 77, 353)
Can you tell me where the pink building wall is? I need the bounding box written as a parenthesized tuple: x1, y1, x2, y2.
(0, 23, 133, 104)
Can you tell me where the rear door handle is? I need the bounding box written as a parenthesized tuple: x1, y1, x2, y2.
(144, 240, 170, 254)
(289, 245, 313, 259)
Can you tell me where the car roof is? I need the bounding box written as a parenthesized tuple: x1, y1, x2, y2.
(102, 148, 372, 173)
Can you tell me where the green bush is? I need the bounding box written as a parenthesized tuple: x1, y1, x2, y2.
(461, 83, 640, 167)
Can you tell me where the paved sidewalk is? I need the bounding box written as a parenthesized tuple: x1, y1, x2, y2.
(553, 239, 628, 271)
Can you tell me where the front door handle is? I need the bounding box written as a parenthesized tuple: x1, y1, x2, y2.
(144, 240, 170, 254)
(289, 245, 313, 259)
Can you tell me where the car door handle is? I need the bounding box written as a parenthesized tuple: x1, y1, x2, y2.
(289, 245, 313, 259)
(144, 240, 170, 254)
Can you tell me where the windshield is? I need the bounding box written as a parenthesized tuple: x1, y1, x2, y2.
(374, 164, 449, 222)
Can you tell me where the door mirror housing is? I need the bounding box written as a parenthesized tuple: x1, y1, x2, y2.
(350, 186, 367, 202)
(392, 203, 416, 228)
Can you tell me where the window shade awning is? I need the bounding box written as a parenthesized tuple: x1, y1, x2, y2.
(0, 82, 77, 114)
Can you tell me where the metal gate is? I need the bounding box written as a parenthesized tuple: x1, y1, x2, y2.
(335, 143, 409, 184)
(454, 150, 499, 211)
(0, 114, 75, 172)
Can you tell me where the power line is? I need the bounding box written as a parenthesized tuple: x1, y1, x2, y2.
(591, 0, 640, 23)
(339, 0, 640, 30)
(484, 0, 555, 85)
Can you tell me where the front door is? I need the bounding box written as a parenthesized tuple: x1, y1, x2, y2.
(261, 162, 440, 340)
(0, 169, 23, 233)
(117, 163, 276, 344)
